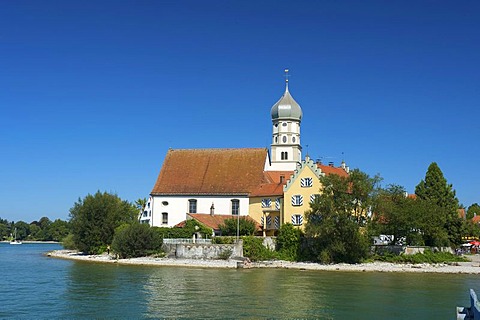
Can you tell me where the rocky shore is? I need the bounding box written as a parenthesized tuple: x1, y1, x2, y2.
(47, 250, 480, 273)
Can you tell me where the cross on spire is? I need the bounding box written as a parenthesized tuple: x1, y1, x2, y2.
(284, 68, 290, 90)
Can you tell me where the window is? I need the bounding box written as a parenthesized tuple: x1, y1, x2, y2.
(282, 122, 287, 127)
(291, 214, 303, 226)
(281, 151, 288, 160)
(162, 201, 169, 206)
(292, 136, 296, 143)
(143, 210, 148, 217)
(188, 199, 197, 213)
(162, 212, 168, 224)
(261, 198, 271, 208)
(274, 216, 280, 229)
(310, 194, 320, 203)
(231, 199, 240, 215)
(282, 136, 287, 143)
(275, 198, 281, 210)
(300, 177, 313, 188)
(147, 202, 150, 208)
(291, 195, 303, 206)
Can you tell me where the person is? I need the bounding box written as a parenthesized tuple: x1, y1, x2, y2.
(107, 245, 110, 255)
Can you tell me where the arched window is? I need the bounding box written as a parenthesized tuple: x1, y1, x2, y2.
(162, 212, 168, 225)
(231, 199, 240, 215)
(281, 152, 289, 160)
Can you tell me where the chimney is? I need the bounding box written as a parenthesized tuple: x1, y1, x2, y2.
(210, 203, 215, 216)
(280, 175, 285, 183)
(328, 161, 334, 167)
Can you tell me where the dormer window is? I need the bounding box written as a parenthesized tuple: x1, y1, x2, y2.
(261, 198, 271, 208)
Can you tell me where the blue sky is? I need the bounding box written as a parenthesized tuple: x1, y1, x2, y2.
(1, 1, 479, 223)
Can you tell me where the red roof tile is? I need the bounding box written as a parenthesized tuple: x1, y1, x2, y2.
(186, 213, 261, 231)
(151, 148, 269, 195)
(317, 164, 349, 177)
(250, 171, 293, 197)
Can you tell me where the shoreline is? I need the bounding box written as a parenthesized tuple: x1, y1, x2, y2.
(46, 250, 480, 273)
(1, 240, 60, 244)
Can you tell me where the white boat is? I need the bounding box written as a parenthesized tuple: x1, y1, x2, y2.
(10, 228, 22, 245)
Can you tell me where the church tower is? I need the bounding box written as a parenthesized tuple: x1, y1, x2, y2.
(267, 69, 303, 171)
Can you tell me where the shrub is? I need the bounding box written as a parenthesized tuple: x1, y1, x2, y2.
(218, 217, 257, 236)
(155, 220, 212, 239)
(61, 233, 77, 250)
(212, 236, 236, 244)
(112, 223, 163, 258)
(242, 236, 275, 261)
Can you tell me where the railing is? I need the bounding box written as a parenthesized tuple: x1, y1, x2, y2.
(163, 238, 212, 244)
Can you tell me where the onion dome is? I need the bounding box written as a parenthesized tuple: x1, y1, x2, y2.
(270, 80, 302, 121)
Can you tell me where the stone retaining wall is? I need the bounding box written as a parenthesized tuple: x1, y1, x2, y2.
(162, 240, 243, 259)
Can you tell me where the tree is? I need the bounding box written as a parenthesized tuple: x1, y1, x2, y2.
(304, 169, 376, 263)
(112, 223, 163, 258)
(276, 223, 302, 261)
(415, 162, 459, 212)
(372, 184, 452, 247)
(467, 203, 480, 220)
(218, 217, 257, 236)
(69, 191, 138, 254)
(47, 219, 71, 241)
(135, 198, 147, 215)
(415, 162, 462, 246)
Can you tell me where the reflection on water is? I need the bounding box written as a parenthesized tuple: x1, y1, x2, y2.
(2, 243, 480, 319)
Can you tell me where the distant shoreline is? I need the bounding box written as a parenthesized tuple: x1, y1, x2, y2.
(1, 240, 60, 244)
(46, 250, 480, 274)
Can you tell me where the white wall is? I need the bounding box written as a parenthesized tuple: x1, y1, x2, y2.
(150, 195, 250, 227)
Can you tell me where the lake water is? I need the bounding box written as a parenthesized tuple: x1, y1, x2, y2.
(0, 243, 477, 319)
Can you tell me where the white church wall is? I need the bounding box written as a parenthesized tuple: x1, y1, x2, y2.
(151, 195, 250, 228)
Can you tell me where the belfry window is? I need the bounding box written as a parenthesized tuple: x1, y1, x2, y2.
(281, 152, 288, 160)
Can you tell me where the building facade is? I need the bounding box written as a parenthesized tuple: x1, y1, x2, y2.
(142, 74, 349, 233)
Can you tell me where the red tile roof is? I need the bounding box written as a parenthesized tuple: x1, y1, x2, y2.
(317, 164, 349, 177)
(184, 213, 261, 231)
(250, 171, 293, 197)
(151, 148, 269, 195)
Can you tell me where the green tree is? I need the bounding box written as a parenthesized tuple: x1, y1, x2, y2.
(415, 162, 462, 246)
(370, 184, 412, 245)
(112, 223, 163, 258)
(218, 217, 257, 236)
(467, 203, 480, 220)
(276, 223, 302, 261)
(135, 198, 147, 215)
(69, 191, 138, 254)
(304, 169, 375, 263)
(14, 221, 30, 240)
(47, 219, 71, 241)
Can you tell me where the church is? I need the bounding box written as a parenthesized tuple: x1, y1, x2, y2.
(140, 72, 349, 235)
